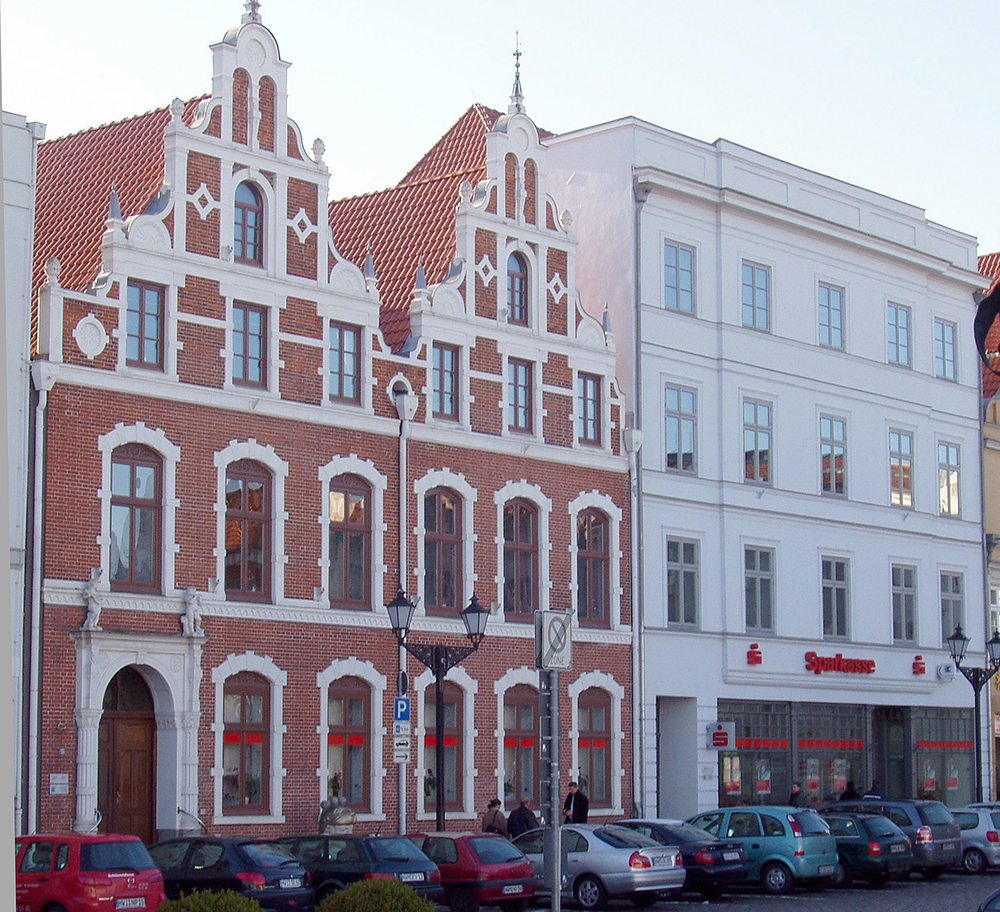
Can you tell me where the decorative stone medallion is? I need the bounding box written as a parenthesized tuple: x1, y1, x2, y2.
(73, 315, 109, 360)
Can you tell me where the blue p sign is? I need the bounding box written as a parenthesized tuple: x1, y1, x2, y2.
(394, 697, 410, 722)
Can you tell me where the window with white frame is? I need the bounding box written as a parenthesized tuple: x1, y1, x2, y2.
(889, 430, 913, 508)
(664, 242, 694, 313)
(577, 689, 611, 808)
(432, 343, 459, 420)
(222, 671, 270, 814)
(745, 547, 774, 632)
(508, 358, 533, 433)
(941, 572, 964, 640)
(822, 556, 849, 638)
(425, 682, 463, 811)
(934, 319, 956, 380)
(743, 400, 771, 484)
(327, 677, 371, 811)
(741, 261, 770, 331)
(887, 303, 911, 366)
(578, 373, 601, 445)
(330, 322, 361, 404)
(938, 443, 960, 516)
(819, 283, 844, 348)
(233, 301, 266, 387)
(666, 538, 698, 626)
(665, 385, 696, 473)
(820, 416, 847, 496)
(892, 564, 916, 642)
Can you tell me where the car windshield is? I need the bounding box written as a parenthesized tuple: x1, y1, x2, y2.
(864, 816, 901, 838)
(368, 838, 428, 862)
(469, 837, 526, 864)
(81, 841, 156, 872)
(594, 826, 657, 848)
(242, 842, 298, 866)
(792, 811, 831, 835)
(917, 804, 956, 826)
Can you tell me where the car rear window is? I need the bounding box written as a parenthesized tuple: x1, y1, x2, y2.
(792, 812, 831, 835)
(594, 826, 657, 848)
(469, 837, 526, 864)
(81, 841, 156, 872)
(863, 816, 901, 838)
(664, 823, 717, 843)
(242, 841, 298, 867)
(368, 837, 428, 862)
(825, 817, 858, 838)
(991, 812, 1000, 829)
(954, 812, 978, 829)
(917, 804, 957, 826)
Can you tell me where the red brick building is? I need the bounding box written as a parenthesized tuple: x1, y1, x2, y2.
(24, 7, 634, 839)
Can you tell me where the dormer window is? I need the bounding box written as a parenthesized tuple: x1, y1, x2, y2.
(235, 181, 263, 266)
(507, 252, 528, 325)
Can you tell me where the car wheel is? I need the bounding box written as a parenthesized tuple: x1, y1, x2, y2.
(831, 860, 852, 888)
(762, 861, 792, 895)
(631, 893, 657, 908)
(964, 848, 988, 875)
(449, 886, 480, 912)
(921, 866, 945, 880)
(575, 874, 608, 911)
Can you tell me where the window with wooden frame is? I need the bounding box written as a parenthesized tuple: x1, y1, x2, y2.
(424, 488, 461, 615)
(222, 671, 269, 813)
(125, 280, 164, 369)
(578, 689, 611, 807)
(503, 499, 537, 620)
(329, 322, 361, 403)
(432, 343, 459, 420)
(576, 509, 609, 627)
(328, 677, 370, 812)
(234, 181, 263, 266)
(110, 444, 162, 593)
(578, 373, 601, 445)
(233, 301, 266, 387)
(225, 460, 271, 602)
(503, 685, 538, 805)
(507, 252, 528, 325)
(329, 475, 371, 609)
(425, 681, 463, 810)
(508, 358, 533, 433)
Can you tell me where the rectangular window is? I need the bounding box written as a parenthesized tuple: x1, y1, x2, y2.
(432, 343, 459, 420)
(666, 538, 698, 626)
(664, 242, 694, 313)
(820, 416, 847, 496)
(745, 547, 774, 632)
(941, 572, 964, 640)
(818, 283, 843, 348)
(578, 373, 601, 445)
(743, 400, 771, 484)
(935, 319, 956, 380)
(889, 430, 913, 508)
(126, 280, 164, 368)
(508, 358, 533, 432)
(741, 261, 770, 331)
(939, 443, 960, 516)
(330, 322, 361, 403)
(233, 302, 266, 387)
(892, 564, 916, 642)
(665, 385, 696, 472)
(822, 557, 849, 638)
(887, 303, 911, 366)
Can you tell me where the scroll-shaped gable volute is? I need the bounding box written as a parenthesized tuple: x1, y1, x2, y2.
(574, 293, 616, 355)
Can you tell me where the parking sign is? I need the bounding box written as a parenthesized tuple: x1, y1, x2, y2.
(394, 697, 410, 723)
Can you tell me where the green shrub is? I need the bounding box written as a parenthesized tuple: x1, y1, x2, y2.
(159, 890, 264, 912)
(317, 879, 436, 912)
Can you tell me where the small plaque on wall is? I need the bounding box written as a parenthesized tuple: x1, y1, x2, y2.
(49, 773, 69, 795)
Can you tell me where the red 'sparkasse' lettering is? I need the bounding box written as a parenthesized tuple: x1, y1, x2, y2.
(804, 651, 876, 675)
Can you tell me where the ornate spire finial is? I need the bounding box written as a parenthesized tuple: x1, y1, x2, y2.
(109, 180, 122, 222)
(509, 32, 525, 115)
(242, 0, 262, 24)
(415, 256, 427, 290)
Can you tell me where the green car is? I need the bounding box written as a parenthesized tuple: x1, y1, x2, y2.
(821, 812, 913, 887)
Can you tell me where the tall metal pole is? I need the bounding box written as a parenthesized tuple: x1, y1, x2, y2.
(549, 669, 561, 912)
(434, 646, 447, 831)
(975, 682, 984, 803)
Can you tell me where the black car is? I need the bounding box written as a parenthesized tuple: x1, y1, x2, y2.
(148, 835, 314, 912)
(821, 812, 913, 887)
(277, 834, 443, 904)
(617, 818, 749, 899)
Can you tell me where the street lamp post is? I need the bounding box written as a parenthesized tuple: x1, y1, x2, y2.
(386, 589, 489, 831)
(947, 625, 1000, 802)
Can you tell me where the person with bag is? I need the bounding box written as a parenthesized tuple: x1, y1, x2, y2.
(481, 798, 509, 837)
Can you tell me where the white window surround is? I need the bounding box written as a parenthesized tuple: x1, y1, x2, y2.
(211, 651, 287, 824)
(413, 469, 478, 617)
(494, 480, 553, 621)
(318, 455, 387, 611)
(217, 282, 281, 395)
(568, 491, 623, 630)
(315, 657, 387, 821)
(114, 278, 179, 379)
(97, 422, 181, 594)
(213, 439, 288, 603)
(413, 664, 478, 821)
(567, 671, 625, 816)
(224, 167, 279, 276)
(572, 370, 608, 452)
(424, 342, 471, 429)
(493, 667, 540, 803)
(503, 353, 542, 440)
(501, 241, 540, 331)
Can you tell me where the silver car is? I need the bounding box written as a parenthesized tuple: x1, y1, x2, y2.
(952, 806, 1000, 874)
(511, 824, 684, 911)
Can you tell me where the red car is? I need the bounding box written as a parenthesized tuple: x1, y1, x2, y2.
(406, 832, 535, 912)
(15, 832, 166, 912)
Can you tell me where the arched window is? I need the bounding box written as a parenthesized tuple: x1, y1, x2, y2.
(425, 681, 463, 810)
(577, 510, 609, 627)
(504, 685, 539, 804)
(222, 671, 270, 813)
(235, 181, 263, 266)
(225, 460, 271, 601)
(578, 688, 611, 808)
(328, 677, 370, 811)
(503, 499, 537, 620)
(329, 475, 371, 608)
(507, 253, 528, 325)
(424, 489, 461, 614)
(110, 444, 162, 593)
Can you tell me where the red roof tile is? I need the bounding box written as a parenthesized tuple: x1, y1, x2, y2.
(979, 252, 1000, 397)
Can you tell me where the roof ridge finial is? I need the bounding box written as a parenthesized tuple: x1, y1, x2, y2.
(509, 32, 525, 115)
(109, 179, 122, 222)
(242, 0, 262, 25)
(415, 255, 427, 290)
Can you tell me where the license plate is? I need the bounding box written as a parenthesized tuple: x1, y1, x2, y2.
(941, 843, 956, 852)
(115, 901, 146, 910)
(818, 865, 834, 875)
(279, 878, 302, 889)
(399, 872, 424, 883)
(722, 851, 741, 861)
(502, 884, 523, 894)
(891, 844, 905, 853)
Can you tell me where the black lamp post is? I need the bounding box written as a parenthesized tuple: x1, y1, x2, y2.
(947, 625, 1000, 802)
(386, 589, 489, 831)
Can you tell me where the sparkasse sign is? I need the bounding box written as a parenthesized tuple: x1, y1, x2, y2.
(804, 651, 876, 675)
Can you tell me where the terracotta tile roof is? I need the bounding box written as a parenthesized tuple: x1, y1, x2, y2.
(329, 104, 503, 351)
(34, 97, 207, 305)
(979, 252, 1000, 397)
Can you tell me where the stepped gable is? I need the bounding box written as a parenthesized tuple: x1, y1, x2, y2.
(33, 97, 207, 307)
(980, 251, 1000, 397)
(328, 104, 501, 352)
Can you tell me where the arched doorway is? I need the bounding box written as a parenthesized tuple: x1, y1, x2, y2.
(98, 667, 155, 842)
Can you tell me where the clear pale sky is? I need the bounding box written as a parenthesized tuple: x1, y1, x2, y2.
(3, 0, 997, 254)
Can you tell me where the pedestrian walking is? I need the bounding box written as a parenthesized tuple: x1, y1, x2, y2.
(482, 798, 509, 837)
(507, 796, 539, 838)
(563, 781, 589, 823)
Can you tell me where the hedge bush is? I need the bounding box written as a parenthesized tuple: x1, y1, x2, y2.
(159, 890, 264, 912)
(317, 879, 436, 912)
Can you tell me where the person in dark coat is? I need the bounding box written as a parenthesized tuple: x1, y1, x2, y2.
(563, 781, 589, 823)
(788, 782, 805, 807)
(840, 780, 860, 800)
(507, 796, 540, 838)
